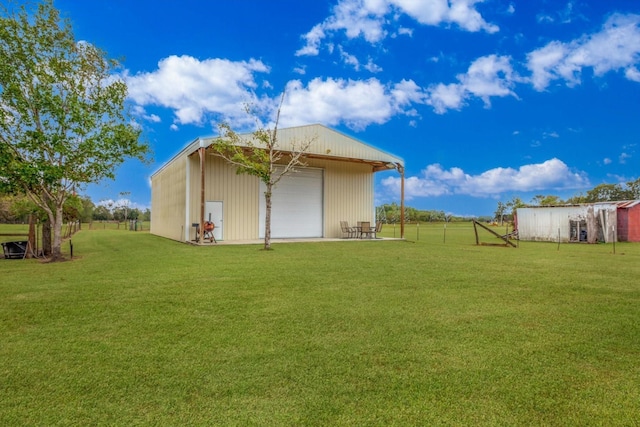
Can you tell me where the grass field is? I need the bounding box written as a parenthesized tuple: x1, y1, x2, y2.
(1, 223, 639, 425)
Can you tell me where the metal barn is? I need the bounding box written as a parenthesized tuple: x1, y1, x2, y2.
(150, 124, 405, 243)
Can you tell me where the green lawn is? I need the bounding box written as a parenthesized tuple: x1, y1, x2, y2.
(1, 224, 639, 425)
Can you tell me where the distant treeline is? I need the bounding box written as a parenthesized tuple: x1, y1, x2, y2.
(376, 203, 488, 223)
(0, 193, 150, 224)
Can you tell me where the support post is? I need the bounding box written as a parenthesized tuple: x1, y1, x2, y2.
(28, 214, 36, 258)
(398, 164, 405, 239)
(199, 146, 206, 244)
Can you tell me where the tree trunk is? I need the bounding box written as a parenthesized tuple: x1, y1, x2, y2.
(52, 205, 64, 261)
(42, 217, 52, 257)
(264, 187, 272, 250)
(27, 214, 36, 258)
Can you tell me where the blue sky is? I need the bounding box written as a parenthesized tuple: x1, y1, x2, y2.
(55, 0, 640, 217)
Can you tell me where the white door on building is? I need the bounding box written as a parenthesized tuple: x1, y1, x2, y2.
(259, 168, 323, 238)
(205, 201, 223, 241)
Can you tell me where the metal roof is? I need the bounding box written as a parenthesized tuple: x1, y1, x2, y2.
(201, 123, 404, 170)
(517, 200, 640, 209)
(152, 124, 404, 178)
(613, 200, 640, 208)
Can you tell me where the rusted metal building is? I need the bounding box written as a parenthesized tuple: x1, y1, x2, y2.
(515, 201, 640, 243)
(150, 124, 405, 243)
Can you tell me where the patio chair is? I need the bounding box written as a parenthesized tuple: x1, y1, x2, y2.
(340, 221, 356, 238)
(360, 221, 374, 239)
(370, 222, 383, 238)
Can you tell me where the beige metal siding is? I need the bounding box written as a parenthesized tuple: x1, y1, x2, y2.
(308, 159, 374, 238)
(184, 155, 374, 240)
(150, 154, 186, 241)
(187, 154, 260, 241)
(208, 155, 260, 241)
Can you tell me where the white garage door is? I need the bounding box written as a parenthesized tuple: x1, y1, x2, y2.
(259, 168, 323, 238)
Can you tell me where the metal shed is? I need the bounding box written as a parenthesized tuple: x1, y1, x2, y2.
(150, 124, 405, 243)
(616, 200, 640, 242)
(515, 203, 620, 243)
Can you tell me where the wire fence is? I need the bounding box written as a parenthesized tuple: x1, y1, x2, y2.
(2, 220, 151, 259)
(88, 220, 149, 231)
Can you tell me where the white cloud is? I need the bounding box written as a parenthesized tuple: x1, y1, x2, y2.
(445, 0, 499, 32)
(537, 2, 585, 26)
(625, 66, 640, 82)
(426, 55, 517, 113)
(131, 105, 162, 123)
(296, 0, 497, 57)
(338, 45, 361, 70)
(426, 83, 466, 113)
(364, 58, 383, 73)
(296, 24, 326, 56)
(603, 157, 612, 165)
(97, 198, 145, 211)
(381, 158, 589, 199)
(537, 14, 554, 24)
(526, 42, 568, 91)
(559, 2, 580, 24)
(125, 55, 271, 127)
(296, 0, 389, 57)
(279, 77, 423, 130)
(338, 45, 382, 73)
(393, 0, 498, 32)
(619, 152, 631, 164)
(337, 46, 383, 73)
(526, 13, 640, 90)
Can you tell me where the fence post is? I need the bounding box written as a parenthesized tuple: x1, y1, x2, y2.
(443, 222, 447, 244)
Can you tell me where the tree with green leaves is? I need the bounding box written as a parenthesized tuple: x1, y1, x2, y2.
(78, 195, 95, 223)
(92, 205, 111, 221)
(624, 177, 640, 200)
(584, 183, 629, 203)
(494, 201, 506, 225)
(210, 95, 313, 250)
(0, 1, 148, 261)
(565, 194, 584, 204)
(531, 194, 564, 206)
(505, 196, 525, 221)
